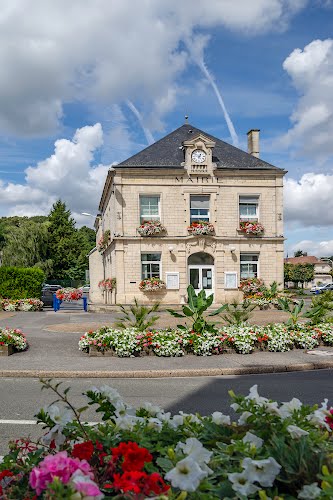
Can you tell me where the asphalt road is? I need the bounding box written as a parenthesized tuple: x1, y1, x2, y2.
(0, 369, 332, 456)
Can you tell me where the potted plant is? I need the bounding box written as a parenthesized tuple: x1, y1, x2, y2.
(187, 220, 215, 236)
(239, 220, 264, 236)
(98, 278, 116, 291)
(139, 277, 166, 291)
(137, 220, 166, 236)
(55, 288, 83, 301)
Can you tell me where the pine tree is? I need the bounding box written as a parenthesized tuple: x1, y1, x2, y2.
(47, 200, 80, 279)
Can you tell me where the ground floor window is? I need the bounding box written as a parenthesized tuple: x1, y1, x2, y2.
(141, 253, 161, 279)
(240, 253, 259, 279)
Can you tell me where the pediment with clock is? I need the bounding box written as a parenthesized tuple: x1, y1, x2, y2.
(182, 133, 216, 175)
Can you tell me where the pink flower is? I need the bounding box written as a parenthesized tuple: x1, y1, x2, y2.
(71, 470, 103, 498)
(29, 451, 92, 495)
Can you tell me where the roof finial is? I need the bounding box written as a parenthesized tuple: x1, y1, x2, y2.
(185, 115, 189, 123)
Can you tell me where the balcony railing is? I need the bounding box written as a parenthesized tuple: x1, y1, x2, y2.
(189, 164, 208, 174)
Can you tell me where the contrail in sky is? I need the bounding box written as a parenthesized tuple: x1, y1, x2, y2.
(125, 100, 155, 145)
(186, 36, 239, 147)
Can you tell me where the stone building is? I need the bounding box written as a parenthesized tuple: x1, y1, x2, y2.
(89, 123, 285, 306)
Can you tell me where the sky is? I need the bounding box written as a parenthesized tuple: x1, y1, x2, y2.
(0, 0, 332, 257)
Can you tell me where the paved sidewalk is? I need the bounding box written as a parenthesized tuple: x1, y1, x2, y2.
(0, 310, 332, 378)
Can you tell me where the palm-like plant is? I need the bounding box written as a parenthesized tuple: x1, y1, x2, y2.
(303, 291, 333, 325)
(114, 298, 160, 332)
(277, 297, 304, 326)
(218, 300, 256, 326)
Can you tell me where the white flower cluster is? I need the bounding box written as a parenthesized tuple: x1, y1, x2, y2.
(78, 322, 333, 357)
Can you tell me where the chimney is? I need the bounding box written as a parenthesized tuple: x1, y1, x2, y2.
(247, 129, 260, 158)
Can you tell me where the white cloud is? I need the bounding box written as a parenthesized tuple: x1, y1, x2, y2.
(0, 123, 109, 221)
(284, 172, 333, 226)
(0, 0, 307, 136)
(281, 39, 333, 160)
(289, 239, 333, 257)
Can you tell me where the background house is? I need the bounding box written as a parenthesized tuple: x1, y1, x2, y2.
(89, 123, 286, 306)
(284, 256, 332, 289)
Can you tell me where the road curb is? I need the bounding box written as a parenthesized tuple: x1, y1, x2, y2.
(0, 362, 332, 378)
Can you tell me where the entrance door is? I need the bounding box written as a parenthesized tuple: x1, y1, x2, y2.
(188, 265, 214, 296)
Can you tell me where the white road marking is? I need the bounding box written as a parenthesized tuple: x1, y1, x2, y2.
(0, 419, 99, 425)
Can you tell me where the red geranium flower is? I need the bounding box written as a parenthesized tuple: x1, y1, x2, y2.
(71, 440, 94, 461)
(113, 470, 169, 495)
(111, 441, 152, 472)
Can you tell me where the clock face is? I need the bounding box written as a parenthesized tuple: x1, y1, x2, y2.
(191, 149, 207, 163)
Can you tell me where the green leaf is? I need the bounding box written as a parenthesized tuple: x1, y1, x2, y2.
(166, 309, 185, 318)
(182, 306, 194, 317)
(209, 304, 229, 316)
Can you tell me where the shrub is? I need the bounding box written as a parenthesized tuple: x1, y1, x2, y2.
(0, 266, 45, 300)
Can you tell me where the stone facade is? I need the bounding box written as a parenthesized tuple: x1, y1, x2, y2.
(89, 124, 285, 305)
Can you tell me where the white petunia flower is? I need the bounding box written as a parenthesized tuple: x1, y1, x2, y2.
(287, 425, 309, 439)
(142, 401, 163, 416)
(147, 417, 163, 432)
(245, 385, 269, 405)
(93, 385, 122, 405)
(165, 457, 208, 492)
(230, 402, 240, 411)
(238, 411, 252, 425)
(280, 398, 303, 419)
(211, 412, 231, 425)
(169, 414, 184, 429)
(243, 431, 264, 449)
(228, 471, 260, 496)
(242, 457, 281, 487)
(47, 404, 73, 426)
(298, 482, 322, 499)
(157, 411, 171, 422)
(175, 437, 212, 473)
(308, 399, 331, 431)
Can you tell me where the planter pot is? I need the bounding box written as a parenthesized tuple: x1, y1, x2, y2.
(89, 346, 115, 357)
(0, 344, 15, 356)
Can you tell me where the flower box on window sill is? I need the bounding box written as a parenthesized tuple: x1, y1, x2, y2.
(187, 221, 215, 236)
(97, 230, 111, 252)
(137, 220, 166, 237)
(139, 278, 166, 291)
(98, 278, 116, 291)
(239, 221, 264, 236)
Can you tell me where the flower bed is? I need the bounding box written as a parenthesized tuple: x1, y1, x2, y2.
(139, 277, 166, 291)
(187, 220, 215, 235)
(0, 380, 332, 499)
(137, 220, 166, 236)
(55, 288, 83, 301)
(0, 327, 28, 351)
(0, 298, 43, 311)
(79, 322, 333, 357)
(98, 278, 116, 291)
(239, 278, 265, 296)
(239, 220, 265, 235)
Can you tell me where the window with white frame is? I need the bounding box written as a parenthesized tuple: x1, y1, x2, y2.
(141, 253, 161, 279)
(239, 195, 259, 220)
(140, 195, 160, 223)
(190, 195, 210, 223)
(240, 253, 259, 279)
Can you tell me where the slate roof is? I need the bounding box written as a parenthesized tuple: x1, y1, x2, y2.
(117, 123, 282, 171)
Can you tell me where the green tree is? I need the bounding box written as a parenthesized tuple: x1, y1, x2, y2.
(2, 221, 50, 270)
(64, 226, 96, 281)
(284, 263, 314, 288)
(47, 200, 80, 280)
(294, 250, 307, 257)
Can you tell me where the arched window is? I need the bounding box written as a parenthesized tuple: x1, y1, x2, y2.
(188, 252, 214, 265)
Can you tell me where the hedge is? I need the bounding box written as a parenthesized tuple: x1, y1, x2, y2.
(0, 266, 45, 300)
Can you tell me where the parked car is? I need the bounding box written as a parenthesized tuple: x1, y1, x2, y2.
(41, 284, 62, 306)
(78, 285, 90, 294)
(310, 283, 333, 294)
